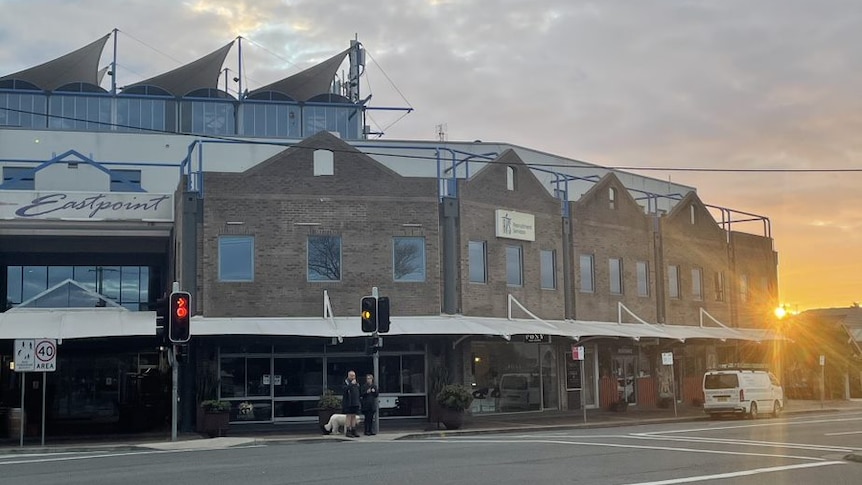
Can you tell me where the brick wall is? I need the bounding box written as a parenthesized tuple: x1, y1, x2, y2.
(731, 230, 778, 328)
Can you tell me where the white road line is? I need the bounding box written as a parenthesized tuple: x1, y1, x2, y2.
(824, 430, 862, 436)
(415, 439, 827, 461)
(0, 445, 265, 466)
(623, 461, 845, 485)
(635, 416, 862, 436)
(623, 434, 858, 453)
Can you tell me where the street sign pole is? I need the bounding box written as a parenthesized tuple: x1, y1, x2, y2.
(820, 354, 825, 410)
(41, 372, 46, 447)
(371, 286, 380, 435)
(19, 372, 25, 447)
(671, 364, 678, 418)
(580, 358, 586, 424)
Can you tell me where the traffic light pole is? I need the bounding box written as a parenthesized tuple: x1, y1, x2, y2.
(169, 345, 178, 442)
(371, 287, 380, 435)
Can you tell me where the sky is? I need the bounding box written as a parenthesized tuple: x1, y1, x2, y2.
(0, 0, 860, 310)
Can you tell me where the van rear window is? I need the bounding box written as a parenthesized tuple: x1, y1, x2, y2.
(705, 374, 738, 389)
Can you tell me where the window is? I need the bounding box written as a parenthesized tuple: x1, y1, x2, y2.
(506, 166, 516, 191)
(609, 187, 617, 210)
(739, 275, 749, 303)
(218, 236, 254, 282)
(468, 241, 487, 283)
(690, 205, 696, 224)
(691, 267, 703, 300)
(506, 245, 523, 286)
(714, 272, 725, 301)
(393, 237, 425, 282)
(636, 261, 649, 297)
(2, 166, 35, 190)
(313, 149, 334, 176)
(668, 265, 680, 299)
(609, 258, 623, 295)
(579, 255, 594, 293)
(307, 235, 342, 281)
(540, 250, 556, 289)
(110, 169, 142, 192)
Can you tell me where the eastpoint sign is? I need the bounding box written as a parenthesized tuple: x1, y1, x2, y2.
(0, 191, 173, 221)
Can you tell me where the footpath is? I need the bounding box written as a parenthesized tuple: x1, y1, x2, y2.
(1, 399, 860, 460)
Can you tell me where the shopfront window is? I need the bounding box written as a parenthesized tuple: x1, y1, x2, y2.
(5, 265, 151, 309)
(469, 341, 547, 413)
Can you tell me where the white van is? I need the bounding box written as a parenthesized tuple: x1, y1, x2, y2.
(702, 370, 784, 419)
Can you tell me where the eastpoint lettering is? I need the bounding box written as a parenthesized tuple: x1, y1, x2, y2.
(15, 193, 170, 218)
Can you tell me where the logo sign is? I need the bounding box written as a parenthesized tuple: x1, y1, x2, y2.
(524, 334, 550, 344)
(572, 345, 585, 361)
(495, 209, 535, 241)
(662, 352, 674, 366)
(14, 339, 35, 372)
(0, 191, 173, 221)
(34, 339, 57, 372)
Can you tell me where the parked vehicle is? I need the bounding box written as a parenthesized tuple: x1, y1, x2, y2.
(702, 369, 784, 419)
(498, 373, 541, 411)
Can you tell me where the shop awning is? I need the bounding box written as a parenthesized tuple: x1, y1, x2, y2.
(0, 308, 156, 340)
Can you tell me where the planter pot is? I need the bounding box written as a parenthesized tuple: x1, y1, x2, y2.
(439, 408, 465, 430)
(201, 411, 230, 438)
(318, 409, 338, 432)
(611, 401, 629, 412)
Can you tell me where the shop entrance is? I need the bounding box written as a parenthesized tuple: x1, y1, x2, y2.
(612, 354, 637, 404)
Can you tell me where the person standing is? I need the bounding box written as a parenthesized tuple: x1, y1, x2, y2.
(361, 374, 379, 436)
(342, 370, 361, 437)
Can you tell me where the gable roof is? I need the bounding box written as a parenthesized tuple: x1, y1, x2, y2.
(247, 48, 350, 102)
(0, 34, 111, 91)
(124, 42, 234, 97)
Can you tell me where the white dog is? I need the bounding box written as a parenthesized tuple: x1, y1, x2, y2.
(322, 413, 364, 435)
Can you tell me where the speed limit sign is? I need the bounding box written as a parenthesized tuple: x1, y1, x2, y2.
(34, 339, 57, 372)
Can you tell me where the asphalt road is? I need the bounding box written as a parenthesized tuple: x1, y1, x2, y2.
(2, 411, 861, 485)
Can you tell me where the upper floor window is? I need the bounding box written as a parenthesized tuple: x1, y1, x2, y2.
(690, 205, 696, 224)
(579, 254, 594, 293)
(110, 169, 143, 192)
(668, 265, 680, 299)
(313, 150, 334, 176)
(739, 275, 749, 303)
(506, 166, 517, 191)
(506, 245, 523, 286)
(218, 236, 254, 282)
(609, 258, 623, 295)
(307, 235, 342, 281)
(636, 261, 649, 297)
(540, 250, 556, 290)
(714, 272, 725, 301)
(468, 241, 488, 283)
(393, 237, 426, 282)
(609, 187, 617, 210)
(1, 166, 35, 190)
(691, 267, 703, 300)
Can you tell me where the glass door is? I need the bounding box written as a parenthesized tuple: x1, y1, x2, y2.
(273, 357, 323, 421)
(237, 357, 272, 422)
(613, 354, 637, 404)
(540, 345, 559, 410)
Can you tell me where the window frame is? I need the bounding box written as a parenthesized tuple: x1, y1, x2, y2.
(636, 261, 649, 297)
(579, 254, 595, 293)
(392, 236, 426, 282)
(109, 169, 143, 192)
(609, 258, 623, 295)
(217, 235, 255, 282)
(691, 267, 703, 300)
(468, 240, 488, 284)
(540, 249, 556, 290)
(2, 166, 36, 190)
(714, 272, 725, 302)
(307, 235, 343, 282)
(506, 245, 523, 287)
(668, 265, 680, 299)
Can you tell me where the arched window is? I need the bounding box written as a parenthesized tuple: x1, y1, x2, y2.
(609, 187, 617, 210)
(506, 166, 516, 191)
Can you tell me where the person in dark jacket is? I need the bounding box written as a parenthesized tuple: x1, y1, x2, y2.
(342, 370, 361, 437)
(361, 374, 379, 436)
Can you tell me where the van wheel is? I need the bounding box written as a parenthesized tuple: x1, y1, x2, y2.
(772, 401, 781, 418)
(748, 402, 758, 419)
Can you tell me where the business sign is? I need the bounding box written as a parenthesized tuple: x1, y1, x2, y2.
(572, 345, 585, 361)
(0, 191, 173, 221)
(662, 352, 674, 366)
(524, 334, 550, 344)
(14, 339, 35, 372)
(495, 209, 535, 241)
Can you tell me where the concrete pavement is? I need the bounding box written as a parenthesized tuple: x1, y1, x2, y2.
(2, 399, 860, 455)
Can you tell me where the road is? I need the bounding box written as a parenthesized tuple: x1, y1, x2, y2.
(2, 411, 860, 484)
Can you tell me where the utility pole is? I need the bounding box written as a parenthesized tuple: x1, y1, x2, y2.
(371, 286, 380, 435)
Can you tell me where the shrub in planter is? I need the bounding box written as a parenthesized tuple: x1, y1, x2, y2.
(657, 397, 673, 409)
(435, 384, 473, 430)
(316, 390, 342, 432)
(199, 400, 230, 437)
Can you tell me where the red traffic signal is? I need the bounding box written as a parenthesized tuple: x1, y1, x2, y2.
(169, 291, 191, 343)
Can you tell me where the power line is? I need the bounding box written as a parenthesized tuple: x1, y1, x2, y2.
(1, 105, 861, 174)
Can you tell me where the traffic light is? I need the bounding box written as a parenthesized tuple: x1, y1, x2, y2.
(361, 296, 377, 333)
(153, 296, 168, 340)
(169, 291, 191, 343)
(377, 296, 390, 333)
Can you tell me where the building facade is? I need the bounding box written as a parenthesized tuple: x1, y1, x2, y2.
(0, 35, 782, 436)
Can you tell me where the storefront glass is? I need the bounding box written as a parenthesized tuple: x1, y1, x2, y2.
(468, 341, 561, 414)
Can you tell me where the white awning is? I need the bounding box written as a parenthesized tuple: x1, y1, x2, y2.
(0, 308, 156, 340)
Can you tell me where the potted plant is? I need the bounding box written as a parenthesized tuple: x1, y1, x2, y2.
(316, 389, 342, 432)
(427, 364, 451, 429)
(435, 384, 474, 430)
(200, 400, 230, 437)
